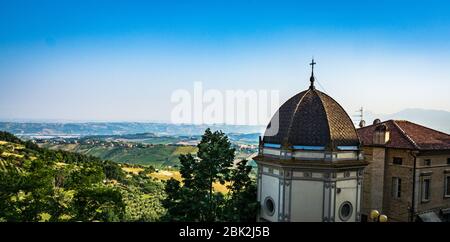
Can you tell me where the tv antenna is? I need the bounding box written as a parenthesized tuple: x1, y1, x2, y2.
(353, 107, 365, 128)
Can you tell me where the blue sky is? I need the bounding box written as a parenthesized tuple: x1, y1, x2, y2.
(1, 0, 450, 123)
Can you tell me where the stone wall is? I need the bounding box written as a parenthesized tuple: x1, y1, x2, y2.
(415, 154, 450, 214)
(361, 146, 386, 217)
(383, 148, 414, 222)
(362, 146, 450, 222)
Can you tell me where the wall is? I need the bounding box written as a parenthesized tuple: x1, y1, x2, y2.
(415, 154, 450, 215)
(290, 179, 324, 222)
(383, 148, 414, 222)
(361, 146, 386, 217)
(362, 146, 450, 222)
(335, 179, 359, 222)
(259, 173, 280, 221)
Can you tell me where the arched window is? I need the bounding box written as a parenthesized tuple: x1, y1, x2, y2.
(264, 197, 275, 216)
(339, 201, 353, 221)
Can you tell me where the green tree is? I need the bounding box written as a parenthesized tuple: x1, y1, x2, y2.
(64, 163, 105, 189)
(162, 178, 203, 221)
(223, 159, 258, 222)
(0, 131, 23, 143)
(163, 128, 257, 222)
(72, 185, 125, 222)
(102, 160, 125, 181)
(196, 129, 235, 220)
(0, 158, 55, 221)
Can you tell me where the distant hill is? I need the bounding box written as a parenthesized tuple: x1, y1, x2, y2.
(0, 122, 265, 138)
(40, 142, 198, 168)
(362, 108, 450, 133)
(4, 109, 447, 137)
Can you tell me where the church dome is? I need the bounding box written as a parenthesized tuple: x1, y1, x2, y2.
(262, 64, 360, 151)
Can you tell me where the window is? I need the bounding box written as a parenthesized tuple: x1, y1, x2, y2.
(393, 157, 403, 165)
(421, 177, 431, 202)
(424, 159, 431, 166)
(339, 201, 353, 221)
(392, 177, 402, 198)
(445, 175, 450, 198)
(264, 197, 275, 216)
(447, 158, 450, 165)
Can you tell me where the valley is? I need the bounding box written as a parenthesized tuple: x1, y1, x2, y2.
(34, 131, 259, 169)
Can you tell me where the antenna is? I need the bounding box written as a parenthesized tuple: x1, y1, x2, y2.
(353, 107, 365, 128)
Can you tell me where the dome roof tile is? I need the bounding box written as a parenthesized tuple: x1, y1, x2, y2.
(263, 88, 360, 150)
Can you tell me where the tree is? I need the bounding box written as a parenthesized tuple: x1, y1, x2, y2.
(0, 131, 23, 143)
(0, 158, 56, 221)
(64, 163, 105, 189)
(222, 159, 258, 222)
(163, 128, 257, 222)
(162, 178, 199, 221)
(163, 128, 235, 221)
(196, 129, 235, 220)
(72, 185, 125, 222)
(102, 160, 125, 181)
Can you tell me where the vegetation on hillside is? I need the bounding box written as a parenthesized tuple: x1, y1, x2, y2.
(41, 142, 198, 168)
(0, 131, 165, 222)
(0, 130, 258, 222)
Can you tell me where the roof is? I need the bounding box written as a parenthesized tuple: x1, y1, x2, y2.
(262, 88, 360, 150)
(357, 120, 450, 150)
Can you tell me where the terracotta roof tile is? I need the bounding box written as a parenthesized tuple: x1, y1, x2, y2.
(357, 120, 450, 150)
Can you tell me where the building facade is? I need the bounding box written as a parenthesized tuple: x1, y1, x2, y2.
(358, 120, 450, 222)
(254, 61, 368, 222)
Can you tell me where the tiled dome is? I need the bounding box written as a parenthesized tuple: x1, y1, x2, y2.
(263, 80, 360, 151)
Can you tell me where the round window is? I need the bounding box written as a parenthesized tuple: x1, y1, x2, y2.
(264, 197, 275, 216)
(339, 201, 353, 221)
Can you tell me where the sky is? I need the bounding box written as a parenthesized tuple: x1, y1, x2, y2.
(1, 0, 450, 124)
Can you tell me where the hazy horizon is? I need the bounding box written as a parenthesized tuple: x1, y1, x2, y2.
(1, 107, 448, 124)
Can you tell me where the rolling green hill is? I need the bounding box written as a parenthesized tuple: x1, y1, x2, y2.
(40, 143, 198, 168)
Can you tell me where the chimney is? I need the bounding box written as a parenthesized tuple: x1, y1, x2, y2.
(359, 120, 366, 128)
(373, 123, 390, 145)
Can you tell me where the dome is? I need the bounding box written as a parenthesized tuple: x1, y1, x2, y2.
(359, 120, 366, 128)
(263, 87, 360, 151)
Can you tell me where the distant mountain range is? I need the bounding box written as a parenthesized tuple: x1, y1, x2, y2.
(0, 108, 448, 138)
(0, 122, 265, 138)
(360, 108, 450, 133)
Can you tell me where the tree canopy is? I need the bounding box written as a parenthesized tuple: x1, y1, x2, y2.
(163, 128, 258, 222)
(0, 132, 164, 222)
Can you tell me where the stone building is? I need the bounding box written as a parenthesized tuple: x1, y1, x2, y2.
(254, 60, 368, 222)
(358, 120, 450, 222)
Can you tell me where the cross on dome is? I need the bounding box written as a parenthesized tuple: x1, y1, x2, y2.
(309, 58, 316, 89)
